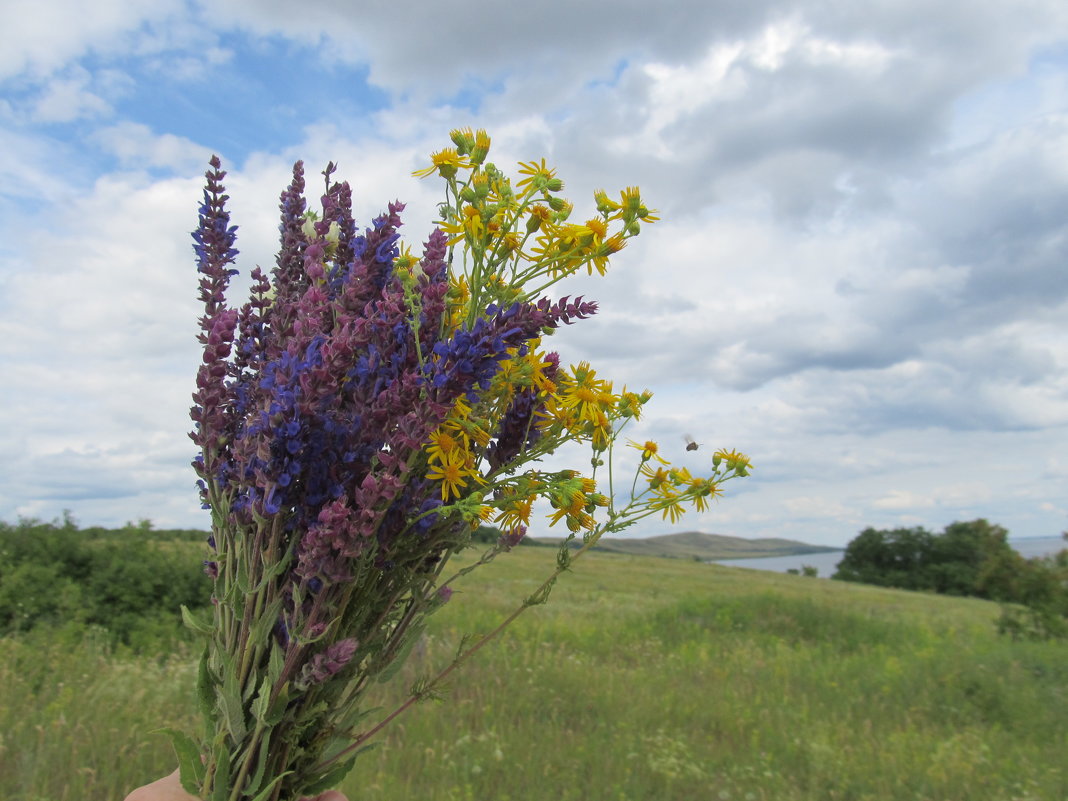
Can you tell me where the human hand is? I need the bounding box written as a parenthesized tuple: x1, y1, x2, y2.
(124, 770, 348, 801)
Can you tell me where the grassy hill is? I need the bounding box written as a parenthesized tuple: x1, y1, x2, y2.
(532, 529, 839, 560)
(4, 544, 1065, 801)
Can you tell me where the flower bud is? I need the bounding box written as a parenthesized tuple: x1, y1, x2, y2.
(470, 129, 491, 165)
(450, 127, 474, 155)
(594, 189, 621, 214)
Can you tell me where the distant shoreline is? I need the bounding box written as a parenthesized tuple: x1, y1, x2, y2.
(529, 530, 838, 562)
(713, 545, 842, 561)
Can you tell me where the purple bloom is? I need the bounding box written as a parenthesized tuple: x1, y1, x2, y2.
(537, 295, 598, 326)
(296, 638, 359, 689)
(498, 526, 527, 550)
(187, 158, 590, 681)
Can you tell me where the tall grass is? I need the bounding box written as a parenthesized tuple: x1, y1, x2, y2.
(2, 550, 1065, 800)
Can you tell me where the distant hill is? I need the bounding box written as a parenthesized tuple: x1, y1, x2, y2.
(529, 530, 838, 561)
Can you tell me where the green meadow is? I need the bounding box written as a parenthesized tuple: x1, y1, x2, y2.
(2, 545, 1065, 801)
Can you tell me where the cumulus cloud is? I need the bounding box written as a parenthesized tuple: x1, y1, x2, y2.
(0, 0, 185, 79)
(0, 0, 1065, 544)
(91, 121, 213, 171)
(29, 65, 112, 122)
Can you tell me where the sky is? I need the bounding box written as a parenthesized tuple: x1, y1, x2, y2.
(1, 0, 1066, 547)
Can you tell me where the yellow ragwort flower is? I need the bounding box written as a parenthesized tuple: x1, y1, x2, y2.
(641, 463, 670, 489)
(628, 440, 668, 465)
(594, 188, 621, 215)
(687, 477, 723, 512)
(426, 449, 479, 501)
(412, 148, 470, 180)
(659, 494, 685, 523)
(615, 388, 650, 420)
(426, 428, 464, 464)
(496, 497, 534, 531)
(559, 362, 613, 425)
(516, 158, 559, 193)
(713, 448, 753, 474)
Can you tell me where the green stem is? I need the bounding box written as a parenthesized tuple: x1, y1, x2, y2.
(309, 529, 609, 775)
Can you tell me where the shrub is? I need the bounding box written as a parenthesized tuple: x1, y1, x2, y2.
(0, 517, 212, 646)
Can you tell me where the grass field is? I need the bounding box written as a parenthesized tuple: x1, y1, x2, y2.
(2, 546, 1065, 801)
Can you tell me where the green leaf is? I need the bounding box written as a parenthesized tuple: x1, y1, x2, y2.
(181, 604, 215, 636)
(299, 756, 359, 796)
(250, 674, 273, 725)
(247, 772, 293, 801)
(264, 682, 291, 727)
(245, 729, 272, 797)
(210, 738, 231, 801)
(526, 576, 557, 606)
(196, 646, 217, 729)
(235, 551, 250, 594)
(219, 666, 248, 743)
(556, 542, 572, 570)
(152, 727, 204, 794)
(267, 639, 284, 686)
(333, 704, 377, 735)
(376, 624, 425, 683)
(249, 597, 283, 648)
(256, 550, 292, 586)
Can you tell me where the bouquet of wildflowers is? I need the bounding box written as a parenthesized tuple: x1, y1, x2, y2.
(170, 129, 751, 800)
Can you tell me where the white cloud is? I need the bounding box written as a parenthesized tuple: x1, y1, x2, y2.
(30, 65, 112, 122)
(91, 121, 212, 171)
(1, 0, 1067, 546)
(873, 491, 935, 510)
(784, 496, 855, 519)
(0, 0, 184, 79)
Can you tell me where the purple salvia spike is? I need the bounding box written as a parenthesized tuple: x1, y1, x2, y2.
(296, 638, 360, 689)
(266, 161, 308, 361)
(189, 157, 240, 482)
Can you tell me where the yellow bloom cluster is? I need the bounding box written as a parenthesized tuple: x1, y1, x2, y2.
(413, 128, 658, 325)
(409, 129, 749, 539)
(425, 405, 486, 502)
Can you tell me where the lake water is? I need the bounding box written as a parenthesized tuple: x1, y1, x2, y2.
(712, 536, 1065, 578)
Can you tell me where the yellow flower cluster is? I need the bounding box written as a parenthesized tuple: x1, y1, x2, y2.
(413, 128, 658, 324)
(546, 472, 608, 532)
(536, 362, 650, 452)
(632, 443, 747, 523)
(425, 405, 486, 502)
(410, 129, 750, 538)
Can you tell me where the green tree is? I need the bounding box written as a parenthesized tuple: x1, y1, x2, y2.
(984, 533, 1068, 640)
(928, 519, 1013, 597)
(833, 519, 1017, 597)
(833, 526, 935, 590)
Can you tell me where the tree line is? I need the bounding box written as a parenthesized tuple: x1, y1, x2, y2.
(832, 519, 1068, 639)
(0, 514, 519, 649)
(0, 516, 211, 648)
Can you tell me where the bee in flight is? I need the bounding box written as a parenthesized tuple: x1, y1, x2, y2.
(684, 435, 699, 451)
